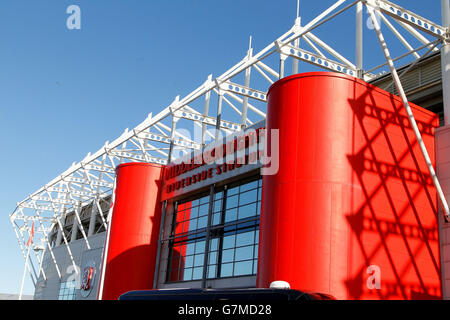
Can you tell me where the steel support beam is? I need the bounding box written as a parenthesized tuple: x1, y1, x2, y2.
(367, 3, 450, 220)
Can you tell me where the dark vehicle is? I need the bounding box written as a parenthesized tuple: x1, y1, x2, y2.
(118, 288, 335, 301)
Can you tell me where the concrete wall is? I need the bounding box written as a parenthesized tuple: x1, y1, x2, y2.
(34, 232, 106, 300)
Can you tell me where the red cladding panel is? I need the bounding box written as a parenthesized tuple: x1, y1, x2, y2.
(101, 163, 163, 300)
(257, 72, 441, 300)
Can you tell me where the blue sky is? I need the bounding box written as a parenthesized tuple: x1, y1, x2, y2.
(0, 0, 444, 295)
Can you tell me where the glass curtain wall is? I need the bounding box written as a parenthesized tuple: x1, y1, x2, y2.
(166, 176, 262, 283)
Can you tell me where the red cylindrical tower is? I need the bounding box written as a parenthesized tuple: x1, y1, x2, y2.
(257, 72, 441, 300)
(100, 163, 164, 300)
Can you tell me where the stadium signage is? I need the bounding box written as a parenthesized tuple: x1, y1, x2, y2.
(80, 260, 96, 298)
(162, 126, 266, 197)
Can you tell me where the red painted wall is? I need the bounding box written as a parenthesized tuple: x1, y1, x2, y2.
(257, 72, 441, 300)
(101, 163, 163, 300)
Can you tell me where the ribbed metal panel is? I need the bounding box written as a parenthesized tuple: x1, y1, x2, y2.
(421, 59, 442, 85)
(402, 68, 421, 91)
(370, 54, 442, 96)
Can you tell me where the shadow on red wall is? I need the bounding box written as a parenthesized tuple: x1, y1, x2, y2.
(344, 86, 441, 300)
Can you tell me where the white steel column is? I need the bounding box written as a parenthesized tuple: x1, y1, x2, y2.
(70, 216, 78, 242)
(241, 38, 253, 129)
(215, 89, 224, 141)
(55, 212, 64, 247)
(367, 3, 450, 219)
(356, 1, 363, 77)
(442, 0, 450, 125)
(88, 201, 98, 237)
(202, 76, 212, 147)
(168, 116, 179, 163)
(292, 15, 301, 75)
(278, 51, 288, 79)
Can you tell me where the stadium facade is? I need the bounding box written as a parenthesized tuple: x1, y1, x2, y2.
(10, 0, 450, 300)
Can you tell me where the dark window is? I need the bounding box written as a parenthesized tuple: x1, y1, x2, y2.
(166, 177, 262, 282)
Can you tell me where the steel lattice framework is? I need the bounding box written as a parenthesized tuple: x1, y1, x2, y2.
(10, 0, 450, 289)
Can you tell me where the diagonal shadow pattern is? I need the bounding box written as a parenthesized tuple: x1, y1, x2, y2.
(345, 83, 441, 299)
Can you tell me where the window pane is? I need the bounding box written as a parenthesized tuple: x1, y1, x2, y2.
(213, 199, 222, 213)
(187, 219, 198, 232)
(222, 248, 235, 263)
(207, 265, 217, 279)
(199, 204, 209, 217)
(185, 243, 195, 256)
(190, 206, 199, 219)
(197, 216, 207, 229)
(170, 255, 181, 271)
(221, 263, 233, 277)
(239, 189, 258, 206)
(215, 191, 223, 201)
(212, 212, 221, 225)
(195, 241, 205, 254)
(184, 255, 194, 268)
(183, 268, 193, 281)
(194, 254, 204, 267)
(236, 231, 255, 247)
(208, 251, 218, 265)
(192, 267, 203, 280)
(254, 244, 259, 258)
(228, 185, 239, 196)
(200, 196, 209, 205)
(224, 208, 237, 223)
(209, 238, 218, 251)
(235, 245, 253, 262)
(238, 203, 257, 219)
(175, 207, 184, 219)
(226, 195, 238, 209)
(240, 180, 258, 192)
(174, 221, 183, 234)
(223, 235, 235, 249)
(234, 260, 253, 276)
(58, 281, 77, 300)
